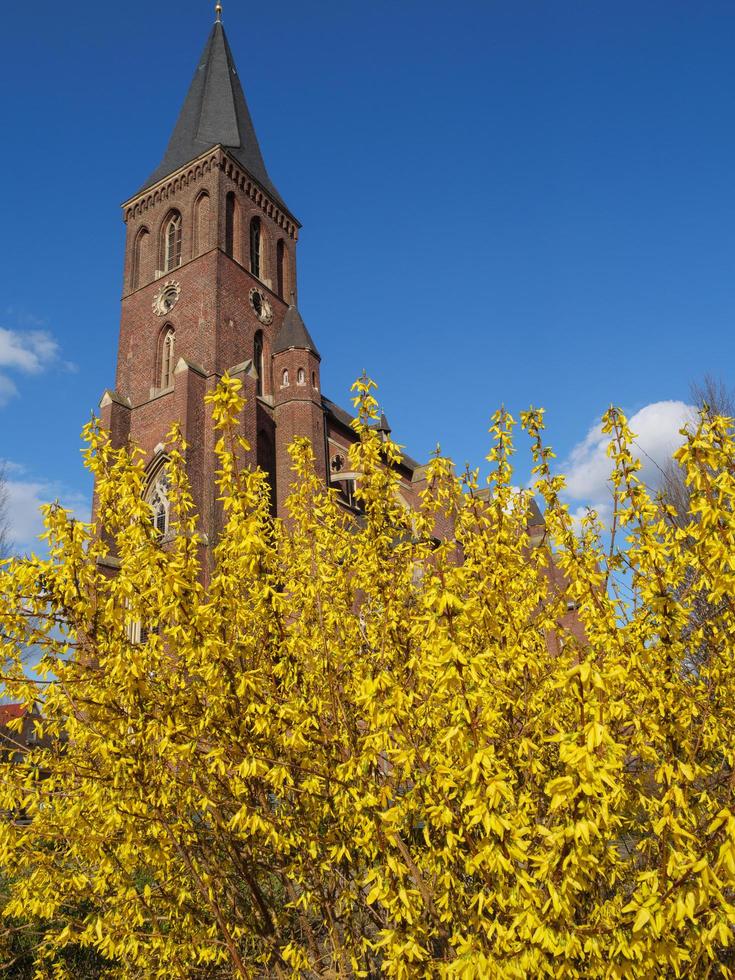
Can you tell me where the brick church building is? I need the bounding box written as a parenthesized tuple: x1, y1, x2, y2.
(100, 8, 435, 568)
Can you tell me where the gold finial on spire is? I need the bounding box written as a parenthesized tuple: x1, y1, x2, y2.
(215, 1, 223, 22)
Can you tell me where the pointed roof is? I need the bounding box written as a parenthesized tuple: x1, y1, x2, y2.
(137, 21, 290, 215)
(274, 294, 320, 358)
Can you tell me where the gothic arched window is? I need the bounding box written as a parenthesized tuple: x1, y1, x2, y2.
(276, 238, 286, 298)
(194, 192, 210, 255)
(163, 211, 182, 272)
(145, 466, 171, 540)
(297, 367, 306, 386)
(253, 330, 264, 397)
(281, 368, 289, 387)
(249, 217, 262, 279)
(225, 192, 240, 261)
(159, 327, 175, 390)
(132, 227, 150, 290)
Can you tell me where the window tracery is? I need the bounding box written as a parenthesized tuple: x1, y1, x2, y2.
(163, 212, 182, 272)
(159, 327, 175, 390)
(145, 468, 171, 540)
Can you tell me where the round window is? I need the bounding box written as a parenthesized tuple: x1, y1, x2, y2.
(249, 287, 273, 324)
(152, 280, 181, 317)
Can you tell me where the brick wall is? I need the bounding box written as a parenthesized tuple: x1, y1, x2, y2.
(101, 149, 447, 568)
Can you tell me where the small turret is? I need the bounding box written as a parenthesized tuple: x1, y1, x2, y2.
(272, 294, 326, 511)
(272, 292, 321, 397)
(273, 292, 320, 358)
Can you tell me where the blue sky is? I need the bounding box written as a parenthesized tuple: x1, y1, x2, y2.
(1, 0, 733, 550)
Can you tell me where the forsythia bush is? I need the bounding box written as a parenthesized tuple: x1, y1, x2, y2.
(0, 376, 734, 979)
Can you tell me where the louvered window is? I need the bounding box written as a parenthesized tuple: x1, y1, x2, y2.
(276, 239, 285, 297)
(254, 330, 264, 397)
(225, 193, 238, 259)
(250, 217, 261, 279)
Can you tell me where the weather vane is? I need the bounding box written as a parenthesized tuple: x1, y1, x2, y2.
(215, 2, 223, 23)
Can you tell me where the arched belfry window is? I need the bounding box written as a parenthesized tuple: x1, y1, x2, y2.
(132, 227, 150, 290)
(225, 192, 240, 261)
(163, 212, 182, 272)
(250, 217, 262, 279)
(159, 327, 175, 390)
(281, 368, 289, 387)
(297, 367, 306, 386)
(276, 239, 286, 298)
(145, 464, 171, 540)
(194, 193, 210, 255)
(253, 330, 264, 397)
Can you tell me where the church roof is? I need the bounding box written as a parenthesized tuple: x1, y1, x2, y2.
(274, 295, 320, 358)
(321, 397, 422, 473)
(137, 21, 290, 215)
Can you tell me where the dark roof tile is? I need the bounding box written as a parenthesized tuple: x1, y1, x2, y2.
(274, 295, 320, 357)
(322, 396, 354, 430)
(137, 23, 291, 217)
(321, 397, 421, 472)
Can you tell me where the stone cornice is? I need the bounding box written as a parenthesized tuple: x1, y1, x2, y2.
(122, 147, 299, 240)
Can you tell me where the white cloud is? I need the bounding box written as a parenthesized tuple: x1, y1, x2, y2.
(562, 400, 695, 523)
(0, 328, 59, 373)
(0, 327, 62, 406)
(3, 467, 90, 556)
(0, 375, 18, 407)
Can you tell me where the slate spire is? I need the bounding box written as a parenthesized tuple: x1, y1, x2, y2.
(139, 20, 287, 212)
(274, 293, 321, 358)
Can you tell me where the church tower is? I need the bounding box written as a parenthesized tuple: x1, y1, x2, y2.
(100, 7, 326, 571)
